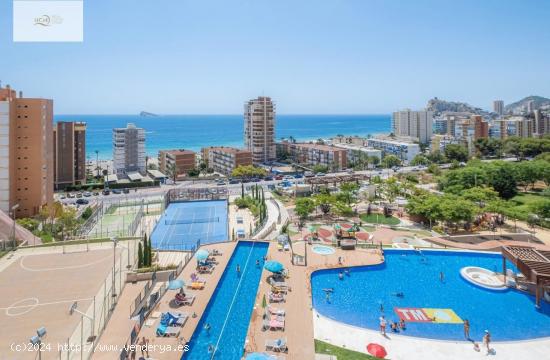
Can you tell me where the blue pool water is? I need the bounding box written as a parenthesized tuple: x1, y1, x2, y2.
(151, 200, 228, 250)
(311, 250, 550, 341)
(183, 241, 269, 360)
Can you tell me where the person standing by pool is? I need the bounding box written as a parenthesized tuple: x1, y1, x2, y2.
(463, 319, 471, 340)
(379, 316, 387, 335)
(483, 330, 491, 355)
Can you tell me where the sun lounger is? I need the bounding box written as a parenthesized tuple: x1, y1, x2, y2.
(262, 318, 285, 331)
(271, 285, 290, 294)
(160, 312, 189, 327)
(268, 306, 285, 316)
(212, 249, 222, 256)
(187, 281, 205, 290)
(156, 324, 180, 337)
(269, 292, 285, 303)
(174, 294, 196, 306)
(265, 338, 288, 353)
(198, 266, 215, 274)
(190, 273, 206, 283)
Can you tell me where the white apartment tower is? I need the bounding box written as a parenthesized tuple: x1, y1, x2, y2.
(392, 109, 433, 143)
(113, 123, 146, 175)
(244, 96, 276, 164)
(493, 100, 504, 116)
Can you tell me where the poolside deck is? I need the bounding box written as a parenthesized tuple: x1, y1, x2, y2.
(244, 241, 383, 359)
(131, 241, 237, 359)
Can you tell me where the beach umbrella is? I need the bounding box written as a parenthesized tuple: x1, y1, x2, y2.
(167, 279, 185, 290)
(195, 249, 209, 261)
(264, 260, 284, 273)
(245, 353, 276, 360)
(367, 343, 387, 358)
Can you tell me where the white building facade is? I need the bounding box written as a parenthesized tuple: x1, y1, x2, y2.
(113, 123, 146, 176)
(392, 110, 434, 143)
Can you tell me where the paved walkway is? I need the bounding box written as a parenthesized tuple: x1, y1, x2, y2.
(245, 242, 383, 359)
(314, 310, 550, 360)
(134, 241, 237, 360)
(93, 283, 147, 360)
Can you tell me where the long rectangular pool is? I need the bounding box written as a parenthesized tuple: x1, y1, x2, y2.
(183, 241, 269, 360)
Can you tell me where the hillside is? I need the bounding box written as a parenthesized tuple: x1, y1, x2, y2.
(426, 97, 487, 115)
(504, 96, 550, 113)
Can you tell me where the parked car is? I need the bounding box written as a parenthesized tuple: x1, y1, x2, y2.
(123, 188, 130, 194)
(304, 171, 314, 178)
(346, 169, 354, 174)
(60, 195, 66, 199)
(229, 179, 239, 184)
(93, 192, 100, 196)
(251, 178, 261, 182)
(112, 189, 122, 194)
(76, 198, 89, 205)
(315, 172, 326, 177)
(102, 189, 110, 195)
(76, 192, 83, 198)
(294, 173, 304, 179)
(263, 176, 273, 181)
(216, 180, 226, 186)
(68, 193, 76, 198)
(274, 175, 283, 180)
(83, 192, 92, 197)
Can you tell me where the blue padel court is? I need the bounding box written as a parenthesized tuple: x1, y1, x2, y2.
(151, 200, 228, 250)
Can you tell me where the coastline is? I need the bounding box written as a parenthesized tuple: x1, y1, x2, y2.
(55, 114, 392, 159)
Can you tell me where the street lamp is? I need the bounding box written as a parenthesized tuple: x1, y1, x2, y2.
(10, 204, 19, 250)
(30, 327, 46, 360)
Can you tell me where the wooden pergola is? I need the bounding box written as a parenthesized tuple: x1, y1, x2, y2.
(305, 174, 370, 186)
(501, 245, 550, 307)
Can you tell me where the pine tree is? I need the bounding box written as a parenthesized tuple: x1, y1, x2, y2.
(143, 236, 149, 267)
(138, 242, 143, 268)
(241, 183, 245, 198)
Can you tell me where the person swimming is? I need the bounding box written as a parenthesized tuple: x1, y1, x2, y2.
(392, 292, 404, 298)
(338, 272, 344, 280)
(322, 288, 334, 293)
(208, 344, 215, 353)
(204, 323, 211, 334)
(399, 318, 406, 330)
(236, 264, 241, 274)
(255, 259, 260, 268)
(344, 268, 350, 276)
(390, 321, 399, 332)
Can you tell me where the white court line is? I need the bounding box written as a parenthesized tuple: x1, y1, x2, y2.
(158, 205, 181, 249)
(19, 253, 113, 272)
(1, 297, 94, 311)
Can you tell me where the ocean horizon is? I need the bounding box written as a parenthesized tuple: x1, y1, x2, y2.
(55, 114, 391, 160)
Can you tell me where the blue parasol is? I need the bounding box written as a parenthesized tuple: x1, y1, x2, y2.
(264, 260, 284, 273)
(167, 279, 185, 290)
(195, 249, 210, 261)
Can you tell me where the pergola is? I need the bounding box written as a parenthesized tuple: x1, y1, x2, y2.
(501, 245, 550, 307)
(305, 174, 370, 186)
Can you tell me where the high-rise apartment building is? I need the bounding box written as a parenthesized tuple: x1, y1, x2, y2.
(244, 96, 276, 164)
(392, 110, 433, 143)
(158, 149, 196, 177)
(533, 109, 550, 138)
(201, 146, 252, 175)
(526, 100, 535, 113)
(113, 123, 146, 175)
(493, 100, 504, 116)
(53, 121, 86, 189)
(472, 115, 489, 140)
(0, 84, 53, 218)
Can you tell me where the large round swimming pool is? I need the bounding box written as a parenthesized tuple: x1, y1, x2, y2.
(311, 250, 550, 341)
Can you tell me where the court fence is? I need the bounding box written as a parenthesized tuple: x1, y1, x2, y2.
(55, 239, 139, 360)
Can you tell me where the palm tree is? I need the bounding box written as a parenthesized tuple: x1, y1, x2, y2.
(95, 150, 100, 178)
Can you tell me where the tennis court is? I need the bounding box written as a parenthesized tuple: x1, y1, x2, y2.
(150, 200, 228, 250)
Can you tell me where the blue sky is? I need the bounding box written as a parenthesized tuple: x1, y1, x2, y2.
(1, 0, 549, 114)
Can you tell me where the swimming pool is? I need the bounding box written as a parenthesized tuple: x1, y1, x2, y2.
(151, 200, 228, 250)
(311, 250, 550, 341)
(312, 245, 335, 255)
(183, 241, 268, 360)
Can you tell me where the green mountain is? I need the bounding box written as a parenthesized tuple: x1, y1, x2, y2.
(504, 96, 550, 113)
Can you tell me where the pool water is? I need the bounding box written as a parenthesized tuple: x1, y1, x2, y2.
(311, 250, 550, 341)
(183, 241, 269, 359)
(312, 245, 336, 255)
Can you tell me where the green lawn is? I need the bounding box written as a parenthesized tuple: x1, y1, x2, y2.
(508, 193, 544, 216)
(360, 213, 400, 225)
(315, 340, 380, 360)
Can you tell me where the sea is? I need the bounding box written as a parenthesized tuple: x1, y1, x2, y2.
(54, 114, 391, 159)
